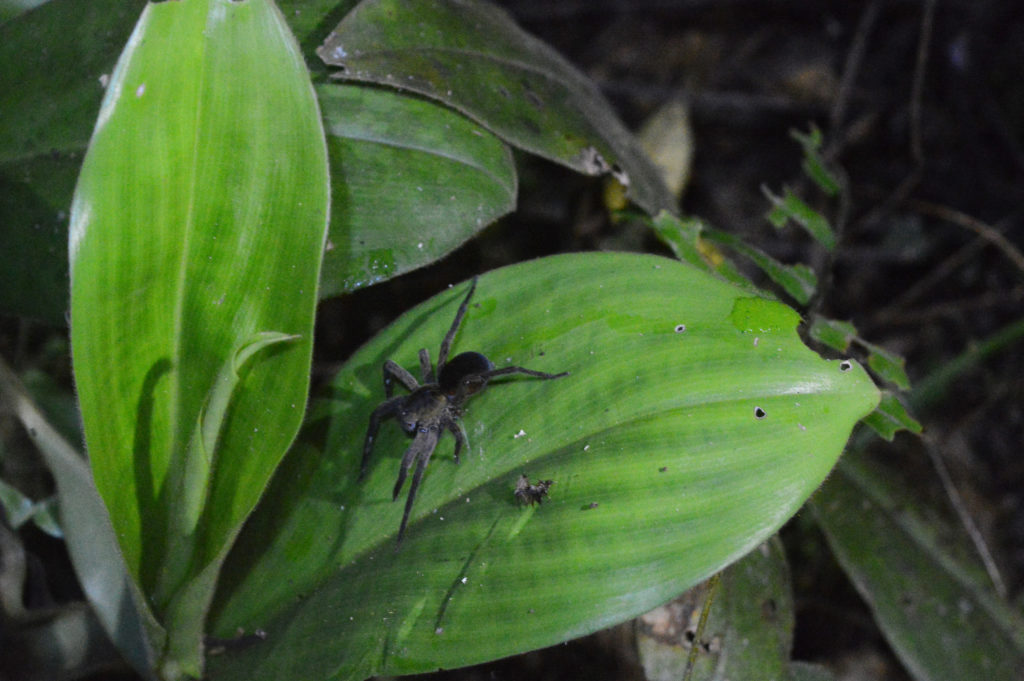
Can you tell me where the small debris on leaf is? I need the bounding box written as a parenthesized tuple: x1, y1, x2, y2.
(515, 474, 553, 506)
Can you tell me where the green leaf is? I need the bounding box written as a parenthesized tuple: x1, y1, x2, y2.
(813, 451, 1024, 681)
(862, 392, 923, 441)
(807, 316, 857, 353)
(636, 537, 795, 681)
(0, 478, 61, 537)
(178, 332, 301, 538)
(763, 187, 836, 252)
(316, 0, 675, 216)
(910, 315, 1024, 413)
(67, 0, 329, 676)
(0, 0, 146, 323)
(864, 342, 912, 390)
(807, 316, 914, 395)
(275, 0, 360, 50)
(318, 83, 516, 294)
(790, 126, 840, 197)
(207, 253, 878, 680)
(647, 211, 757, 291)
(0, 477, 37, 529)
(0, 1, 46, 22)
(703, 227, 818, 305)
(0, 358, 160, 677)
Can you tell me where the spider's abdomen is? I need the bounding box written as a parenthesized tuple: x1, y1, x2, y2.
(440, 351, 494, 395)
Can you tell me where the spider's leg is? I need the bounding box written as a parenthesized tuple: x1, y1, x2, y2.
(419, 348, 434, 384)
(437, 276, 478, 374)
(383, 359, 419, 398)
(447, 418, 468, 464)
(360, 397, 403, 480)
(394, 429, 439, 546)
(392, 427, 439, 500)
(482, 366, 570, 381)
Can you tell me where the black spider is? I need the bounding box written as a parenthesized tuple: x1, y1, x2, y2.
(360, 277, 569, 545)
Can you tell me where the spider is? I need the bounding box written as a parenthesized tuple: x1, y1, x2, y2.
(360, 276, 569, 545)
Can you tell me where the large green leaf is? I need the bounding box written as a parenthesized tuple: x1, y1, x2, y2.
(207, 253, 878, 680)
(317, 0, 676, 216)
(813, 451, 1024, 681)
(1, 0, 514, 317)
(318, 82, 515, 294)
(68, 0, 329, 676)
(636, 537, 795, 681)
(0, 0, 146, 323)
(0, 358, 160, 677)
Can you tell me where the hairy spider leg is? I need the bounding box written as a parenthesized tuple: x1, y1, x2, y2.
(436, 276, 479, 374)
(391, 427, 437, 499)
(418, 348, 434, 384)
(481, 366, 570, 381)
(448, 366, 569, 409)
(382, 359, 419, 398)
(446, 418, 467, 464)
(360, 396, 406, 480)
(393, 427, 440, 545)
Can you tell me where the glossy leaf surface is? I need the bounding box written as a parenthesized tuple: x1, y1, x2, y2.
(317, 0, 676, 215)
(208, 253, 878, 680)
(318, 83, 515, 294)
(67, 0, 328, 674)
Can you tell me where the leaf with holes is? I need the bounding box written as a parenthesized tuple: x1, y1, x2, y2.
(206, 252, 878, 681)
(317, 0, 675, 215)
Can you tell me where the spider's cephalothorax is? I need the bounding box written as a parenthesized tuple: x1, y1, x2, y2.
(360, 277, 568, 546)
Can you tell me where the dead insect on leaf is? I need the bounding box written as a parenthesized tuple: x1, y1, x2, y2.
(514, 474, 553, 506)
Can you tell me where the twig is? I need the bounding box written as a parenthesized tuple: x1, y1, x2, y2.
(875, 237, 989, 322)
(830, 0, 881, 133)
(909, 0, 936, 164)
(908, 200, 1024, 274)
(922, 435, 1008, 599)
(875, 288, 1023, 327)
